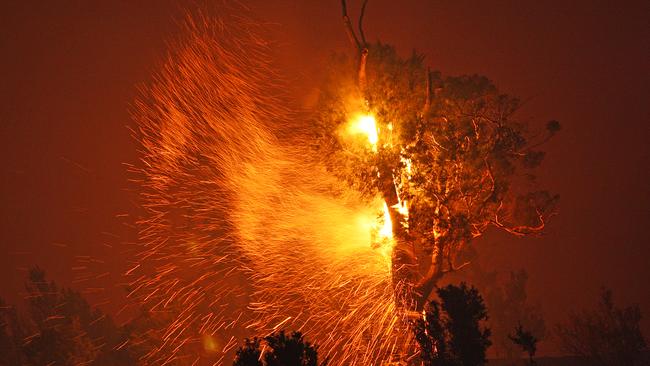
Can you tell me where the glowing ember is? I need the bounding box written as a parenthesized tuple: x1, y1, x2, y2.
(129, 14, 412, 366)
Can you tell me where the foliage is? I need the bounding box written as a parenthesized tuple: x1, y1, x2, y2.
(233, 330, 326, 366)
(315, 42, 559, 306)
(413, 283, 491, 366)
(508, 324, 538, 365)
(555, 288, 647, 366)
(0, 267, 136, 366)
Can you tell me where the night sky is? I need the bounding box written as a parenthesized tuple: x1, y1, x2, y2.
(1, 0, 648, 355)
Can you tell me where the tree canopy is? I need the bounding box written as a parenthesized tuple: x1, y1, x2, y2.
(314, 41, 559, 308)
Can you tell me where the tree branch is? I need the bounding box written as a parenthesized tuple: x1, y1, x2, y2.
(359, 48, 368, 92)
(341, 0, 361, 51)
(358, 0, 369, 47)
(492, 207, 550, 236)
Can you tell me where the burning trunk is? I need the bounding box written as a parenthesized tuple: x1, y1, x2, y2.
(379, 167, 441, 312)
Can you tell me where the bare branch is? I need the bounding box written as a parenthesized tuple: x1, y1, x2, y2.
(492, 207, 551, 236)
(358, 0, 369, 47)
(448, 260, 471, 273)
(341, 0, 361, 51)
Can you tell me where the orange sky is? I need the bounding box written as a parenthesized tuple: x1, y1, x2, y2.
(1, 0, 648, 355)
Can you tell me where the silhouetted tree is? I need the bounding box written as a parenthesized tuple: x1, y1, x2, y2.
(464, 268, 545, 360)
(508, 324, 538, 365)
(6, 267, 136, 365)
(556, 288, 647, 366)
(233, 330, 326, 366)
(316, 1, 559, 309)
(0, 298, 27, 365)
(414, 283, 491, 366)
(233, 337, 262, 366)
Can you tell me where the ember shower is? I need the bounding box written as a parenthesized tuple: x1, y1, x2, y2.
(129, 11, 409, 365)
(126, 0, 561, 362)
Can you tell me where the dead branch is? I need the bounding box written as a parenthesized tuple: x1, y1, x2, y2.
(341, 0, 361, 50)
(492, 207, 549, 236)
(358, 0, 369, 47)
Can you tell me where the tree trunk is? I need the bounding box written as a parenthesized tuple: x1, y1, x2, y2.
(379, 171, 441, 311)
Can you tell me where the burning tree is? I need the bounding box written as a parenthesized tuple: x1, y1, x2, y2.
(314, 0, 559, 311)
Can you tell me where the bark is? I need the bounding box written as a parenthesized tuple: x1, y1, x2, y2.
(358, 48, 368, 94)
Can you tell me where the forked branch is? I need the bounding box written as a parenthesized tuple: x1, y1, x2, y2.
(358, 0, 369, 47)
(341, 0, 370, 91)
(341, 0, 361, 50)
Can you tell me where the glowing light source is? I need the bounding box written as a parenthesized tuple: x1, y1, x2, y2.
(348, 114, 378, 151)
(393, 200, 409, 218)
(379, 201, 393, 239)
(132, 18, 413, 364)
(201, 333, 219, 354)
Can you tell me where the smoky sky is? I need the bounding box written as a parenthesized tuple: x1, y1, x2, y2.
(1, 0, 648, 355)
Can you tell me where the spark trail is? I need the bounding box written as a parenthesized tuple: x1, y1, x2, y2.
(129, 9, 413, 366)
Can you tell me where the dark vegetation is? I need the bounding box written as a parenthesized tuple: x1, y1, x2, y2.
(509, 324, 538, 365)
(232, 330, 326, 366)
(0, 267, 136, 365)
(316, 1, 560, 310)
(0, 268, 646, 365)
(555, 288, 647, 366)
(413, 283, 491, 366)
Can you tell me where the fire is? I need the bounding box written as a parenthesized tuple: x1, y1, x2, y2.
(129, 13, 413, 366)
(347, 113, 378, 151)
(393, 200, 409, 218)
(379, 201, 393, 239)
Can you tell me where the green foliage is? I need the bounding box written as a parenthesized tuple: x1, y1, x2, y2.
(233, 330, 326, 366)
(555, 288, 647, 366)
(413, 283, 491, 366)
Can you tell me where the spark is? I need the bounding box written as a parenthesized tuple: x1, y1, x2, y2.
(127, 10, 415, 366)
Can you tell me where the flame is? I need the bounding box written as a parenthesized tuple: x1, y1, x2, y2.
(130, 15, 415, 365)
(379, 201, 393, 239)
(393, 200, 409, 218)
(348, 114, 378, 151)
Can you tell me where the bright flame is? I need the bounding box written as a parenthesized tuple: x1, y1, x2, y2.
(130, 15, 415, 365)
(348, 114, 378, 151)
(379, 201, 393, 239)
(393, 200, 409, 218)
